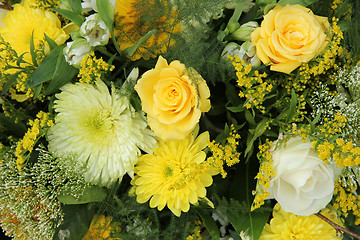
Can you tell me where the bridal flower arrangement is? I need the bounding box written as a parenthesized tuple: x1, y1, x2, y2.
(1, 0, 360, 239)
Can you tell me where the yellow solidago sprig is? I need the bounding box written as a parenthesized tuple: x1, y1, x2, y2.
(15, 111, 53, 170)
(333, 175, 360, 224)
(133, 130, 217, 217)
(230, 55, 272, 113)
(259, 203, 343, 240)
(77, 52, 115, 84)
(207, 124, 241, 178)
(251, 139, 275, 211)
(186, 220, 202, 240)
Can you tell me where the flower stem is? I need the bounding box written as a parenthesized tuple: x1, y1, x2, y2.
(0, 2, 12, 10)
(316, 213, 360, 239)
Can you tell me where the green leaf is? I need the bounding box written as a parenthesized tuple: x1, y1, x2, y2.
(51, 8, 84, 26)
(227, 104, 245, 113)
(195, 207, 220, 240)
(57, 186, 108, 204)
(30, 31, 38, 67)
(68, 0, 82, 14)
(54, 204, 95, 240)
(34, 84, 42, 98)
(1, 72, 19, 95)
(277, 0, 317, 6)
(0, 113, 26, 137)
(96, 0, 114, 31)
(286, 90, 297, 123)
(245, 109, 256, 126)
(244, 118, 271, 157)
(28, 45, 63, 87)
(44, 52, 78, 95)
(123, 30, 156, 57)
(228, 200, 271, 240)
(44, 33, 58, 50)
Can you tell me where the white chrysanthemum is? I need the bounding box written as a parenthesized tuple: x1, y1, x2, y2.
(48, 79, 157, 187)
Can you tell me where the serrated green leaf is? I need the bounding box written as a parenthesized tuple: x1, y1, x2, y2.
(51, 8, 84, 26)
(30, 31, 38, 66)
(44, 33, 58, 50)
(57, 186, 107, 204)
(195, 207, 220, 240)
(44, 52, 78, 95)
(286, 89, 297, 123)
(68, 0, 82, 14)
(28, 45, 63, 87)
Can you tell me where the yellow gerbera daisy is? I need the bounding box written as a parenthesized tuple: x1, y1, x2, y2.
(114, 0, 180, 61)
(260, 203, 343, 240)
(133, 130, 216, 217)
(0, 0, 68, 64)
(48, 79, 157, 187)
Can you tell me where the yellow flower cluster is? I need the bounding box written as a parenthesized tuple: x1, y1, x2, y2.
(333, 178, 360, 224)
(207, 124, 241, 178)
(15, 111, 53, 170)
(251, 140, 274, 211)
(77, 52, 115, 84)
(230, 56, 272, 113)
(300, 18, 343, 77)
(0, 35, 17, 74)
(186, 220, 202, 240)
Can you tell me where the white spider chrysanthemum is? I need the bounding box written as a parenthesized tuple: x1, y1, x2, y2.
(48, 79, 157, 187)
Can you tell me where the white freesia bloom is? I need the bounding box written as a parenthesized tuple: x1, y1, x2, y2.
(63, 38, 92, 67)
(80, 13, 110, 46)
(268, 136, 338, 216)
(48, 80, 157, 187)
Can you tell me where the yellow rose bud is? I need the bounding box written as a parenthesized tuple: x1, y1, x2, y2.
(135, 56, 211, 140)
(251, 4, 330, 74)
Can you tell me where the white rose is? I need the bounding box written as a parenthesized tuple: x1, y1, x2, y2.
(268, 136, 338, 216)
(81, 0, 116, 13)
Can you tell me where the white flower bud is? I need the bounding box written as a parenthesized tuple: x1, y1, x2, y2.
(64, 38, 92, 67)
(221, 41, 261, 67)
(80, 13, 110, 47)
(231, 21, 258, 42)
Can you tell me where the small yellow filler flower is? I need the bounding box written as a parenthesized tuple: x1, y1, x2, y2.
(133, 130, 216, 217)
(48, 79, 157, 187)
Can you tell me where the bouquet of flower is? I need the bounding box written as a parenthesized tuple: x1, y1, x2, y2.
(1, 0, 360, 239)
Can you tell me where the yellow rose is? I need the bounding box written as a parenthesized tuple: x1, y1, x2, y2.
(134, 56, 211, 140)
(251, 4, 330, 74)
